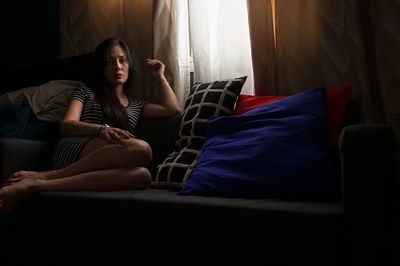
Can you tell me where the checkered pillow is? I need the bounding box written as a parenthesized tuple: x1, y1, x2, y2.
(153, 76, 247, 188)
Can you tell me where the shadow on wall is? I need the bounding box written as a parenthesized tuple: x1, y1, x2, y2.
(1, 1, 60, 72)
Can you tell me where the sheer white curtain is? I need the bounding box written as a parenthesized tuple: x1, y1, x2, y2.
(154, 0, 254, 102)
(188, 0, 254, 95)
(153, 0, 191, 108)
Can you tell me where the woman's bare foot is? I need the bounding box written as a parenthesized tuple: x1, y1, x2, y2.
(0, 178, 37, 213)
(9, 170, 38, 179)
(4, 171, 46, 187)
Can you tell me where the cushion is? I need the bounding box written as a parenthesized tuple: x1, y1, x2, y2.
(153, 76, 247, 188)
(178, 87, 340, 201)
(233, 95, 287, 115)
(0, 102, 32, 138)
(23, 80, 84, 122)
(326, 84, 353, 146)
(0, 99, 59, 141)
(233, 84, 352, 147)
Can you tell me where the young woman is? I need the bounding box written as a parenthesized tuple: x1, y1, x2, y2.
(0, 38, 181, 213)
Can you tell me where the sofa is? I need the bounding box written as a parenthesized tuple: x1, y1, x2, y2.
(0, 53, 397, 265)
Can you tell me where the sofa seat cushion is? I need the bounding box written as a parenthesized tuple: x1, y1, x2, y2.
(4, 189, 344, 264)
(26, 189, 343, 213)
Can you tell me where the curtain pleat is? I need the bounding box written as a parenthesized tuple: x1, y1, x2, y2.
(153, 0, 191, 108)
(369, 0, 400, 145)
(60, 0, 125, 57)
(246, 0, 278, 95)
(122, 0, 154, 100)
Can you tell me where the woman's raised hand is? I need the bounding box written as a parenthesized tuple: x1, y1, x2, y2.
(145, 59, 166, 81)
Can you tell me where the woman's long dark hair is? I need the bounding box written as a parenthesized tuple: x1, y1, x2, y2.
(91, 38, 134, 131)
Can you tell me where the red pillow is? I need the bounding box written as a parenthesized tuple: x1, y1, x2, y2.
(233, 84, 353, 147)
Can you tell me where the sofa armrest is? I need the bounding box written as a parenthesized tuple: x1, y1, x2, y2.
(339, 123, 396, 264)
(0, 138, 52, 184)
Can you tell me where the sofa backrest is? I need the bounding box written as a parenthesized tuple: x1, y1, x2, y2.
(0, 53, 95, 94)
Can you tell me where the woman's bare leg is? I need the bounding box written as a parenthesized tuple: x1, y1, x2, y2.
(6, 137, 152, 183)
(6, 137, 113, 183)
(0, 166, 151, 213)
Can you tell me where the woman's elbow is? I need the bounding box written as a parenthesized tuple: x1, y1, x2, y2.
(170, 106, 182, 116)
(59, 123, 67, 136)
(59, 120, 73, 136)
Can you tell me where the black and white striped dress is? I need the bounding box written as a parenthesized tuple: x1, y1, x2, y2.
(52, 86, 144, 169)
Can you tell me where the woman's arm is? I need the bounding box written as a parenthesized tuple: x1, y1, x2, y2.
(60, 99, 133, 142)
(60, 99, 104, 136)
(143, 59, 181, 118)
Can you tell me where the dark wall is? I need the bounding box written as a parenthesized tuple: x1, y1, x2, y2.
(0, 1, 60, 72)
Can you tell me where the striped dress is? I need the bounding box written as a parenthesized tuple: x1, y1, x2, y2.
(52, 86, 144, 169)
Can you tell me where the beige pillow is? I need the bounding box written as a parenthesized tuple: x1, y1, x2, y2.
(5, 80, 85, 122)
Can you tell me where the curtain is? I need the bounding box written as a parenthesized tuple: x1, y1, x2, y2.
(369, 0, 400, 146)
(59, 0, 154, 100)
(153, 0, 191, 108)
(188, 0, 254, 95)
(247, 0, 400, 150)
(59, 0, 124, 57)
(246, 0, 277, 96)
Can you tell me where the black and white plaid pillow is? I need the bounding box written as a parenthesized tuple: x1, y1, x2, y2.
(153, 76, 247, 188)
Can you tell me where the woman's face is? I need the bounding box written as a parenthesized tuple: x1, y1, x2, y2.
(104, 45, 129, 88)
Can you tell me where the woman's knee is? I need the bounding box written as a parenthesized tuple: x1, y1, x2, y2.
(128, 167, 151, 190)
(122, 139, 153, 166)
(135, 139, 153, 161)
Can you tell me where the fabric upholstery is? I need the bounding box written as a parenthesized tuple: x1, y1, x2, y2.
(2, 189, 343, 265)
(0, 102, 31, 138)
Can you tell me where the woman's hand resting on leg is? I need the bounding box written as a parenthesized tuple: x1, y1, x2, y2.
(97, 125, 135, 143)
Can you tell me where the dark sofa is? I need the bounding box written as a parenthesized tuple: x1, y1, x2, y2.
(0, 53, 397, 265)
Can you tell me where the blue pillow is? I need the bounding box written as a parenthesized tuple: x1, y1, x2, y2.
(0, 100, 59, 140)
(0, 102, 32, 138)
(178, 87, 340, 201)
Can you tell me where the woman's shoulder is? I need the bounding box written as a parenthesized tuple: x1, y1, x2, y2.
(72, 86, 96, 96)
(71, 86, 96, 102)
(128, 97, 146, 108)
(74, 86, 95, 93)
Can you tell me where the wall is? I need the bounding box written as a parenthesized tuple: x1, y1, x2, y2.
(0, 1, 60, 72)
